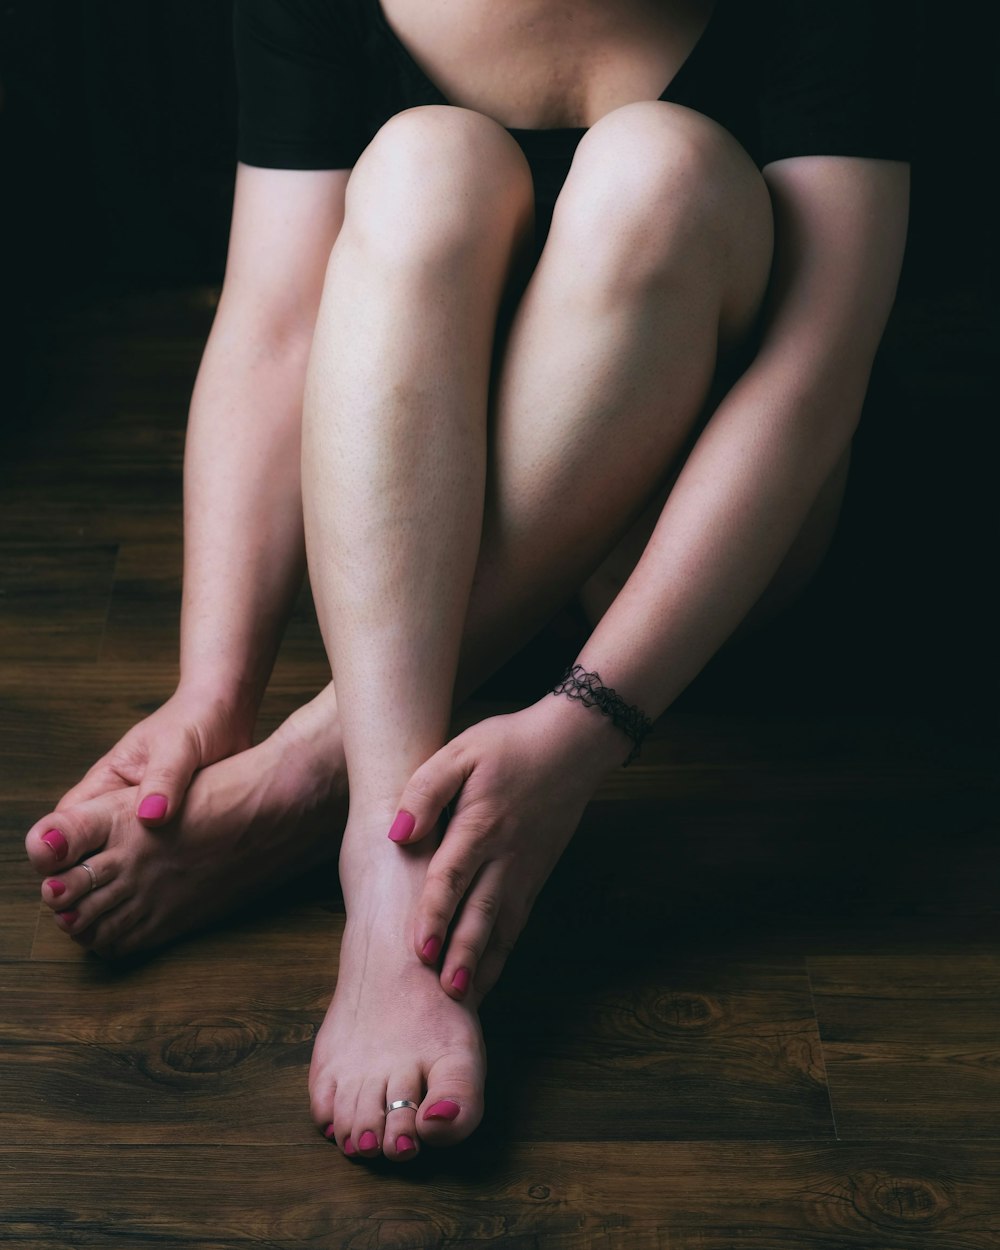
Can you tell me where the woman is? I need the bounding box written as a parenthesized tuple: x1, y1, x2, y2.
(25, 0, 911, 1163)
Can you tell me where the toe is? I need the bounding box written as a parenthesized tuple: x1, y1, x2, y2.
(418, 1051, 485, 1147)
(25, 804, 109, 875)
(352, 1075, 389, 1158)
(56, 886, 135, 952)
(310, 1061, 360, 1160)
(42, 855, 112, 911)
(382, 1068, 423, 1162)
(330, 1080, 362, 1159)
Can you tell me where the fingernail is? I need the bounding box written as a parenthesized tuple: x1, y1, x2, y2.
(343, 1136, 357, 1157)
(424, 1099, 460, 1121)
(46, 879, 66, 898)
(58, 909, 80, 927)
(395, 1134, 417, 1156)
(42, 830, 68, 861)
(387, 810, 415, 842)
(358, 1130, 379, 1152)
(137, 794, 168, 821)
(421, 935, 442, 963)
(323, 1124, 337, 1141)
(451, 967, 470, 995)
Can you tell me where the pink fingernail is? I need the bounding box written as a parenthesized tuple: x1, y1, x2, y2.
(42, 830, 68, 861)
(358, 1130, 379, 1152)
(421, 935, 441, 963)
(323, 1124, 337, 1140)
(395, 1135, 417, 1156)
(46, 879, 66, 898)
(387, 810, 415, 842)
(451, 967, 470, 995)
(343, 1136, 357, 1156)
(58, 909, 80, 927)
(424, 1100, 460, 1121)
(137, 794, 168, 821)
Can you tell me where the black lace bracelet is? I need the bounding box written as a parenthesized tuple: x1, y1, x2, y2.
(548, 663, 653, 766)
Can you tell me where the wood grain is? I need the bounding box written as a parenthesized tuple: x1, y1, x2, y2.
(0, 545, 118, 662)
(811, 955, 1000, 1138)
(0, 1143, 997, 1248)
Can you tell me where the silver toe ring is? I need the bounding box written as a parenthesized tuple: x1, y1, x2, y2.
(80, 860, 98, 894)
(385, 1099, 419, 1115)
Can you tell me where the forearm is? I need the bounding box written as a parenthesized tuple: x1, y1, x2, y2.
(177, 303, 313, 714)
(534, 373, 864, 772)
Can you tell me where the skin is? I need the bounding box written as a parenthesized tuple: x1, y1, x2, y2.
(25, 0, 910, 1163)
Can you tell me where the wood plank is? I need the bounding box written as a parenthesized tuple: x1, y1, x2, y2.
(0, 1142, 997, 1247)
(0, 879, 41, 962)
(0, 664, 335, 802)
(0, 802, 56, 959)
(0, 546, 118, 661)
(810, 956, 1000, 1138)
(484, 956, 833, 1140)
(10, 926, 832, 1143)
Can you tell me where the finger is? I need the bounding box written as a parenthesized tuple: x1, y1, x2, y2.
(472, 916, 525, 1000)
(387, 742, 471, 846)
(411, 816, 493, 965)
(135, 735, 201, 826)
(437, 861, 507, 1001)
(57, 758, 135, 811)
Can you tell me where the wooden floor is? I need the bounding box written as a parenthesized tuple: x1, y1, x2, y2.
(1, 287, 997, 1247)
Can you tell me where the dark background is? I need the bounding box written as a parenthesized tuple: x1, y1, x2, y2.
(0, 1, 995, 723)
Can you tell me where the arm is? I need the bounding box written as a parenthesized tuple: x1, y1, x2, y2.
(544, 155, 911, 766)
(57, 163, 351, 822)
(179, 161, 350, 716)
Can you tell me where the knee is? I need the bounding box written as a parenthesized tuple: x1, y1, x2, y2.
(339, 106, 533, 266)
(555, 101, 771, 289)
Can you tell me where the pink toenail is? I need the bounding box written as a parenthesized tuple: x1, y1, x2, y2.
(387, 810, 415, 842)
(46, 879, 66, 898)
(343, 1137, 357, 1156)
(323, 1124, 337, 1140)
(424, 1100, 460, 1121)
(421, 935, 441, 963)
(42, 830, 68, 861)
(58, 910, 80, 927)
(395, 1135, 417, 1156)
(137, 794, 168, 821)
(358, 1131, 379, 1152)
(451, 967, 471, 995)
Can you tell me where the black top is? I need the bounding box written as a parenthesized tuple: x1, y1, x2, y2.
(233, 0, 915, 174)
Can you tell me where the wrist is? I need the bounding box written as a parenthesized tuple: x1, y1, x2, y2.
(528, 681, 638, 778)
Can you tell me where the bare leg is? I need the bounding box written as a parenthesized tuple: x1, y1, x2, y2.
(301, 106, 534, 1161)
(304, 102, 773, 1160)
(26, 107, 776, 996)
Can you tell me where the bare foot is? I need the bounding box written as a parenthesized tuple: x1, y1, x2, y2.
(309, 807, 486, 1162)
(25, 695, 348, 957)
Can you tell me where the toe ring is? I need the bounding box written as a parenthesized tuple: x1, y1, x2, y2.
(386, 1099, 419, 1115)
(80, 860, 98, 894)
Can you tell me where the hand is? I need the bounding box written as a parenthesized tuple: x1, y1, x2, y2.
(387, 696, 625, 1000)
(55, 684, 255, 826)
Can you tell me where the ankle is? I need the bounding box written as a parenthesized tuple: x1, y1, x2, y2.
(339, 806, 437, 893)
